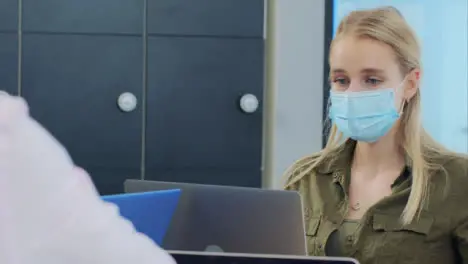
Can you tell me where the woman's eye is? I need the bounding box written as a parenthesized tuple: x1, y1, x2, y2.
(366, 78, 382, 86)
(333, 78, 348, 85)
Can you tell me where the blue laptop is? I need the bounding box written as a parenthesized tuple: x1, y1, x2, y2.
(102, 189, 181, 246)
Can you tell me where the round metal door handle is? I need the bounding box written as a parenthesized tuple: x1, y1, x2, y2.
(117, 92, 138, 112)
(239, 93, 259, 114)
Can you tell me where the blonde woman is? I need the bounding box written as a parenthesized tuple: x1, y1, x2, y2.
(0, 92, 175, 264)
(284, 7, 468, 264)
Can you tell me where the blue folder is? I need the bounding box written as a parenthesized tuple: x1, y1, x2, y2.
(102, 189, 181, 246)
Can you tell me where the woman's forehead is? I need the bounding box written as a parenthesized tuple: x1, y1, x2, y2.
(330, 37, 400, 76)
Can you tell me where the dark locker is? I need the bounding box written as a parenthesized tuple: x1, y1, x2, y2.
(22, 0, 144, 34)
(21, 34, 144, 194)
(147, 0, 264, 37)
(145, 36, 264, 187)
(0, 33, 18, 95)
(0, 0, 18, 32)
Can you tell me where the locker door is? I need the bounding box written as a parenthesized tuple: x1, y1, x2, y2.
(145, 36, 264, 187)
(22, 34, 144, 194)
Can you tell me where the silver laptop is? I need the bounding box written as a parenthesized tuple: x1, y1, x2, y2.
(124, 180, 307, 256)
(169, 250, 360, 264)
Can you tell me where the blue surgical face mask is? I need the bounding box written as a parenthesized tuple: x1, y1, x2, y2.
(329, 87, 403, 143)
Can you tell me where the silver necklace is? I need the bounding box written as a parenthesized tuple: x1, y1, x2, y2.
(350, 202, 361, 211)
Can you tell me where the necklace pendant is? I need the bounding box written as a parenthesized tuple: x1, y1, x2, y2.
(351, 202, 361, 211)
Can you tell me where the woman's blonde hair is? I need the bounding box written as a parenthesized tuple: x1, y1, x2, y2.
(284, 6, 455, 225)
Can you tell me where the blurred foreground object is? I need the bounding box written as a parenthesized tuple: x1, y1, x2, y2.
(0, 92, 175, 264)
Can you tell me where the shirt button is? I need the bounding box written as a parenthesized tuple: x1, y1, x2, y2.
(304, 208, 310, 219)
(346, 235, 354, 242)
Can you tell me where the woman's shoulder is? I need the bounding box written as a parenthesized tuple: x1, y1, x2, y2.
(437, 152, 468, 178)
(283, 153, 322, 191)
(283, 143, 353, 191)
(429, 152, 468, 199)
(429, 153, 468, 226)
(444, 153, 468, 181)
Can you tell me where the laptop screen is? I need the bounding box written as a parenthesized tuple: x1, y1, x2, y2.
(170, 251, 358, 264)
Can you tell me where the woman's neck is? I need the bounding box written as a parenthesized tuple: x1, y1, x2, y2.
(352, 132, 405, 175)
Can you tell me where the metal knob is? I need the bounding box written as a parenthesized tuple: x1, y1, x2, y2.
(239, 94, 259, 114)
(117, 92, 138, 112)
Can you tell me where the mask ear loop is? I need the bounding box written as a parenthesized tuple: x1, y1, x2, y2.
(399, 98, 409, 115)
(397, 75, 410, 115)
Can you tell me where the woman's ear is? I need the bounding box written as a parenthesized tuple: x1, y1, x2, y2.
(404, 68, 421, 100)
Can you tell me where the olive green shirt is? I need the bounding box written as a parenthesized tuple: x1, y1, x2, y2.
(285, 141, 468, 264)
(326, 220, 361, 256)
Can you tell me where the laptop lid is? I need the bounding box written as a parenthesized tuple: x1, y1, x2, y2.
(102, 189, 181, 245)
(124, 180, 307, 256)
(169, 250, 360, 264)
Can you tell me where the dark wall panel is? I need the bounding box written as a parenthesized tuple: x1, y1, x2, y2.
(7, 0, 265, 193)
(0, 0, 18, 32)
(145, 36, 263, 187)
(21, 34, 143, 194)
(22, 0, 144, 34)
(148, 0, 264, 37)
(0, 33, 18, 95)
(90, 167, 141, 196)
(146, 168, 261, 188)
